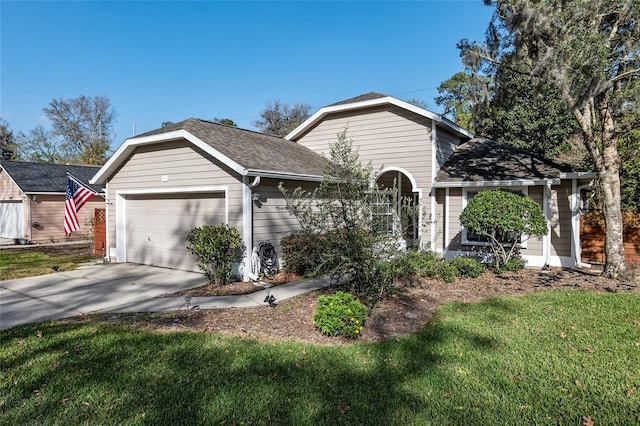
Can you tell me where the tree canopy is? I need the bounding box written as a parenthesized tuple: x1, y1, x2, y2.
(43, 95, 116, 165)
(17, 125, 61, 164)
(254, 100, 311, 137)
(447, 0, 639, 277)
(0, 119, 18, 160)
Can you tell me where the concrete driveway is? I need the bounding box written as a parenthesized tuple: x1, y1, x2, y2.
(0, 263, 208, 330)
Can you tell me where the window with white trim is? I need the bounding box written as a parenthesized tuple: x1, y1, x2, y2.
(371, 190, 396, 235)
(461, 187, 529, 248)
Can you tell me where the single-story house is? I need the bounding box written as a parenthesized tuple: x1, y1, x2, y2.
(0, 161, 104, 243)
(90, 92, 595, 277)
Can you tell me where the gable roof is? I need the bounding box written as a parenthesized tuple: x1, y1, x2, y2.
(91, 118, 327, 185)
(433, 138, 595, 187)
(0, 160, 103, 193)
(286, 92, 474, 141)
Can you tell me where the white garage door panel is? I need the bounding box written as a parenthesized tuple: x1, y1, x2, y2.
(126, 193, 226, 271)
(0, 201, 22, 238)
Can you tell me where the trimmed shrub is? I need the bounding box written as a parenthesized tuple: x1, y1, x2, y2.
(186, 224, 245, 286)
(447, 256, 486, 278)
(313, 291, 368, 338)
(495, 255, 527, 274)
(280, 233, 326, 277)
(435, 261, 457, 283)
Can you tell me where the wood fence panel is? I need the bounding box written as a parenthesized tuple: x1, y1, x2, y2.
(580, 218, 640, 264)
(93, 208, 106, 256)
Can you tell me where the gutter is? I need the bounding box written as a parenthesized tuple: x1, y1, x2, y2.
(246, 169, 323, 182)
(432, 178, 561, 189)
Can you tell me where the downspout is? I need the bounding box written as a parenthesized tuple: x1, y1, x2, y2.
(243, 175, 261, 281)
(543, 181, 552, 268)
(104, 181, 111, 263)
(26, 194, 32, 242)
(430, 121, 438, 252)
(573, 180, 594, 269)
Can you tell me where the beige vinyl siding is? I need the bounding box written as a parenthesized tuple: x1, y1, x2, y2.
(105, 140, 243, 256)
(434, 188, 446, 251)
(251, 178, 314, 256)
(521, 186, 543, 256)
(30, 195, 103, 243)
(0, 170, 22, 199)
(294, 105, 448, 244)
(435, 129, 459, 169)
(550, 181, 573, 257)
(446, 186, 545, 256)
(446, 188, 464, 251)
(295, 105, 434, 190)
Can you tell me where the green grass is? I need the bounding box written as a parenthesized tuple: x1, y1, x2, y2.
(0, 247, 100, 280)
(1, 291, 639, 425)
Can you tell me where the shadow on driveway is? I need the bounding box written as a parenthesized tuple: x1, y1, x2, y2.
(0, 263, 208, 330)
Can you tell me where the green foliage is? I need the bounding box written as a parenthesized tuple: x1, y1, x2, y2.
(476, 71, 576, 158)
(619, 128, 640, 212)
(495, 256, 527, 274)
(0, 247, 99, 280)
(0, 118, 18, 160)
(185, 224, 245, 286)
(434, 71, 478, 131)
(211, 117, 237, 127)
(391, 251, 476, 284)
(4, 292, 640, 424)
(280, 130, 411, 302)
(447, 256, 486, 278)
(280, 232, 327, 277)
(460, 189, 547, 270)
(485, 0, 639, 277)
(312, 291, 368, 338)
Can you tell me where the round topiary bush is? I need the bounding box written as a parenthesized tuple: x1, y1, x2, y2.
(312, 291, 368, 338)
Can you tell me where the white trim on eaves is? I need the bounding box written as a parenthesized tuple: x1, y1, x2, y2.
(91, 130, 247, 185)
(286, 96, 474, 141)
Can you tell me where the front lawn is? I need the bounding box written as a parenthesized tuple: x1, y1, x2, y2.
(0, 246, 100, 280)
(1, 290, 639, 424)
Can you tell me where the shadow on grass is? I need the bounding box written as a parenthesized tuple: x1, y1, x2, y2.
(3, 292, 638, 424)
(0, 300, 513, 425)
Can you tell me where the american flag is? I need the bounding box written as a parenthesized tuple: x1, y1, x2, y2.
(64, 177, 95, 236)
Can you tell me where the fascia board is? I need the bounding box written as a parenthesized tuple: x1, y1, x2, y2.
(0, 165, 25, 193)
(286, 96, 474, 141)
(90, 130, 247, 184)
(559, 171, 597, 179)
(432, 178, 560, 189)
(247, 169, 324, 182)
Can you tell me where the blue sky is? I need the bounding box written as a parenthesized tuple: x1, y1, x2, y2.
(1, 1, 494, 151)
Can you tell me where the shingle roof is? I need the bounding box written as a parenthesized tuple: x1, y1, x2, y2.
(434, 138, 579, 184)
(327, 92, 388, 107)
(0, 161, 103, 193)
(137, 118, 327, 177)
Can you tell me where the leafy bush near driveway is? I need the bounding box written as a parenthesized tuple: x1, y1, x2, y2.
(186, 224, 245, 286)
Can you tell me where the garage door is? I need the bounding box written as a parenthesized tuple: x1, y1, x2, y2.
(0, 201, 22, 238)
(126, 193, 226, 271)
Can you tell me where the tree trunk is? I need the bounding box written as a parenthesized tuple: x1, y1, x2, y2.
(598, 99, 627, 278)
(573, 99, 627, 278)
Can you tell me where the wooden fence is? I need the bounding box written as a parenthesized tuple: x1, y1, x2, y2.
(580, 217, 640, 264)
